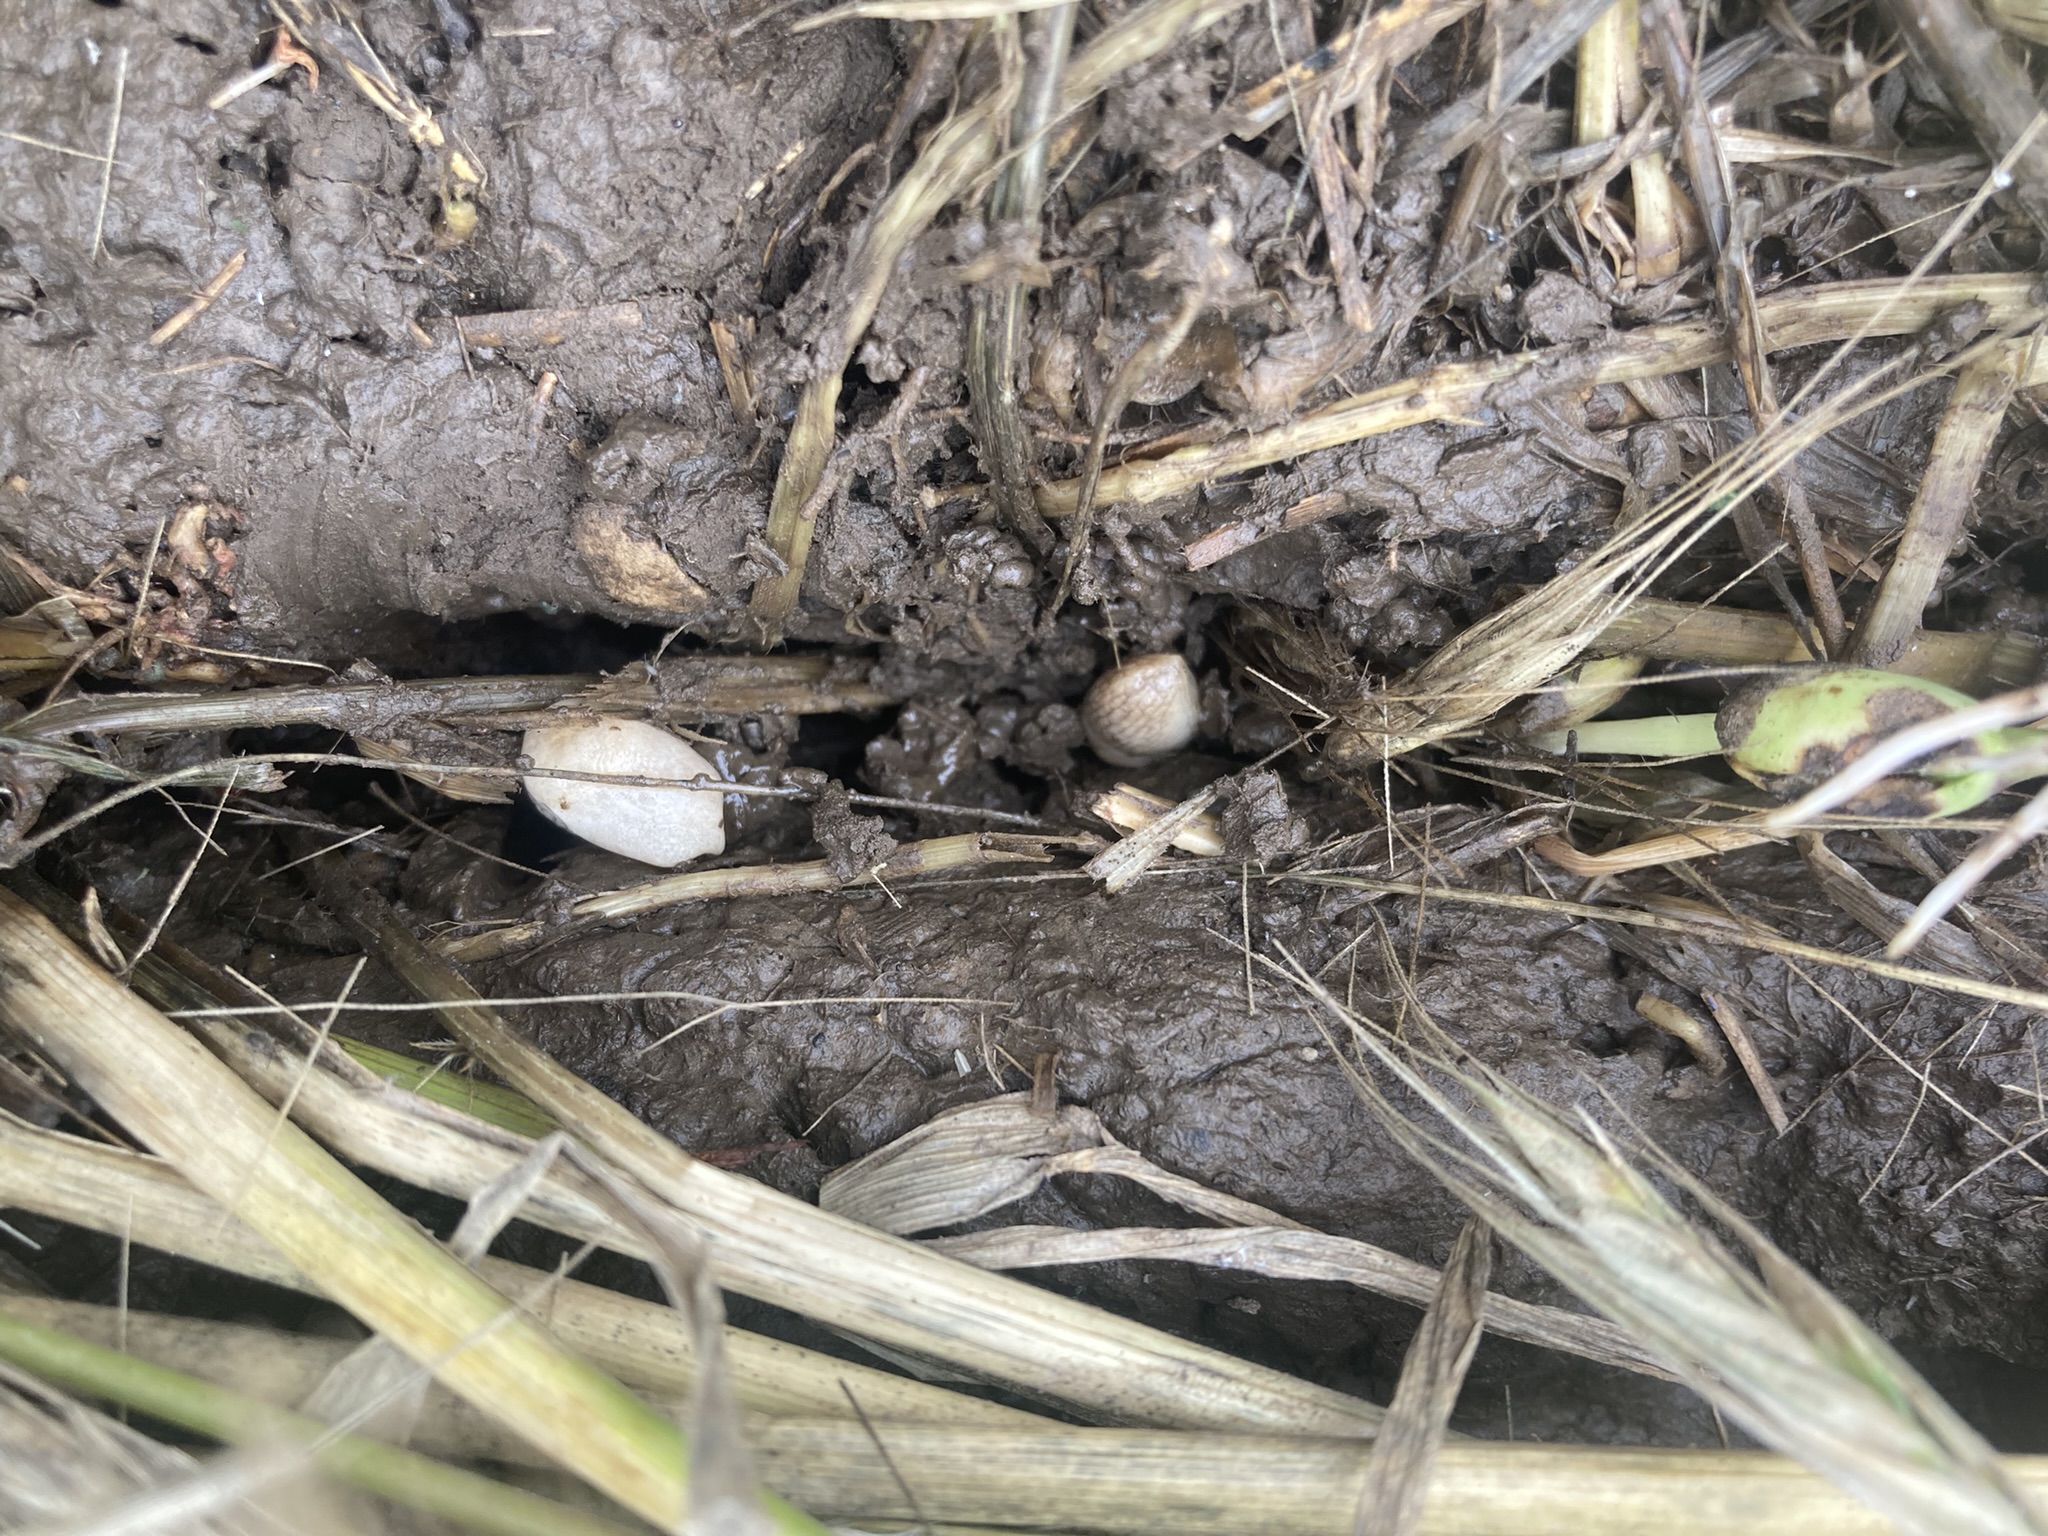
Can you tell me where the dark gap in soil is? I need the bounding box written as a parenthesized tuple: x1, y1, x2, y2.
(9, 1211, 355, 1336)
(379, 612, 663, 679)
(790, 707, 892, 782)
(261, 139, 290, 195)
(500, 790, 584, 869)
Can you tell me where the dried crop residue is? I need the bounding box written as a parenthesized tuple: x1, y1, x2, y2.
(12, 0, 2048, 1458)
(354, 810, 2046, 1435)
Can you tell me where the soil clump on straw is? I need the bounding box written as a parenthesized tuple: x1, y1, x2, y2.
(8, 0, 2048, 1476)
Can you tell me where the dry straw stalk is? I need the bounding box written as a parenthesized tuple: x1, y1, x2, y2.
(2, 858, 1381, 1439)
(293, 851, 1385, 1436)
(0, 1308, 636, 1536)
(6, 654, 895, 742)
(1048, 272, 2048, 520)
(1852, 338, 2035, 667)
(14, 1294, 2048, 1536)
(1589, 598, 2041, 695)
(0, 1113, 1030, 1430)
(0, 887, 808, 1533)
(744, 1420, 2048, 1535)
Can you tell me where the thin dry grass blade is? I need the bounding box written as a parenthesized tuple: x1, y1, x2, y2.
(1703, 990, 1791, 1134)
(561, 1149, 772, 1536)
(1891, 781, 2048, 958)
(290, 1131, 581, 1449)
(0, 877, 1045, 1432)
(928, 1225, 1666, 1380)
(1274, 951, 2048, 1536)
(1533, 825, 1780, 877)
(267, 0, 481, 196)
(1289, 872, 2048, 1020)
(794, 0, 1074, 24)
(826, 1096, 1669, 1379)
(1354, 1218, 1492, 1536)
(436, 831, 1066, 963)
(1088, 783, 1226, 854)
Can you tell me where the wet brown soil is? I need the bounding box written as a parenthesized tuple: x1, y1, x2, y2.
(395, 825, 2048, 1430)
(9, 0, 2048, 1455)
(1, 0, 891, 646)
(32, 769, 2048, 1447)
(0, 0, 1630, 668)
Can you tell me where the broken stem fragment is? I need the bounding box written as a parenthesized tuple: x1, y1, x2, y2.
(1098, 273, 2048, 531)
(965, 2, 1074, 554)
(435, 832, 1076, 962)
(1852, 339, 2032, 669)
(746, 0, 1258, 637)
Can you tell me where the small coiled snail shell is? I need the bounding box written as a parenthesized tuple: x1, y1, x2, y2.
(1081, 653, 1201, 767)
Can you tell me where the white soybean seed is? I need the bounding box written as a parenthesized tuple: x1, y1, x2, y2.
(520, 719, 727, 867)
(1080, 653, 1201, 767)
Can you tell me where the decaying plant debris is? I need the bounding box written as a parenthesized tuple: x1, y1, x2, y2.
(9, 0, 2048, 1528)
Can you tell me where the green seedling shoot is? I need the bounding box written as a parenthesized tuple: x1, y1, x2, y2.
(1526, 667, 2047, 818)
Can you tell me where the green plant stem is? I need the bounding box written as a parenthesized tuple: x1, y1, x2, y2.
(1526, 714, 1723, 758)
(333, 1036, 556, 1139)
(0, 1310, 642, 1536)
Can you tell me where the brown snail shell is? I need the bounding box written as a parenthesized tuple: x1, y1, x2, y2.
(1081, 653, 1201, 767)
